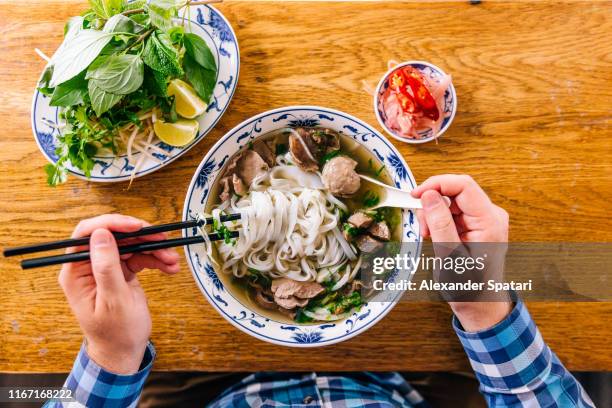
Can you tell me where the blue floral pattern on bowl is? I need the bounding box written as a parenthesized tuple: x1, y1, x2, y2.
(31, 5, 239, 182)
(182, 106, 422, 347)
(374, 60, 457, 144)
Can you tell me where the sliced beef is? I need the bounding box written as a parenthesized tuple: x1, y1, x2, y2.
(274, 295, 309, 309)
(289, 127, 341, 172)
(218, 148, 271, 201)
(252, 140, 276, 167)
(348, 211, 374, 229)
(289, 130, 319, 172)
(355, 234, 384, 253)
(271, 278, 325, 300)
(368, 221, 390, 241)
(313, 128, 341, 153)
(321, 156, 361, 197)
(254, 288, 277, 310)
(235, 149, 269, 185)
(219, 176, 232, 202)
(232, 173, 247, 196)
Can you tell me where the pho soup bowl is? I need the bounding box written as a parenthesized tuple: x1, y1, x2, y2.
(183, 106, 421, 347)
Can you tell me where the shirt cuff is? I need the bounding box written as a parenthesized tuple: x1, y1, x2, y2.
(63, 341, 155, 408)
(453, 299, 552, 391)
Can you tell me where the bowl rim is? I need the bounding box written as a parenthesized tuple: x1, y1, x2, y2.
(373, 60, 457, 145)
(182, 105, 421, 347)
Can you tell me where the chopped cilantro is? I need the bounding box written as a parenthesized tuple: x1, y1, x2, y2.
(319, 149, 341, 165)
(363, 190, 380, 207)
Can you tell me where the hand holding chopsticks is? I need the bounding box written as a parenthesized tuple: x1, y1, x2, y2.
(3, 213, 240, 269)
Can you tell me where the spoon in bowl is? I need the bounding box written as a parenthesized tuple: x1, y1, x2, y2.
(358, 174, 451, 210)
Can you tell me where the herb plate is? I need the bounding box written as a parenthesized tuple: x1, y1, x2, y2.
(182, 106, 422, 346)
(32, 5, 239, 182)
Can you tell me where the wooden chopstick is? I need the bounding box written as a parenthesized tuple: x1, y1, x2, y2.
(20, 231, 239, 270)
(3, 214, 241, 257)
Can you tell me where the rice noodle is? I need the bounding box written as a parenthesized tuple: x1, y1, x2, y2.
(212, 169, 361, 284)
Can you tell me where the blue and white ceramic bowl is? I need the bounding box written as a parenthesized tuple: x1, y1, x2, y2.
(31, 5, 239, 182)
(183, 106, 422, 347)
(374, 61, 457, 144)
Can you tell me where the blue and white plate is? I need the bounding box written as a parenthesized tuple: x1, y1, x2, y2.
(31, 5, 239, 182)
(183, 106, 422, 347)
(374, 60, 457, 144)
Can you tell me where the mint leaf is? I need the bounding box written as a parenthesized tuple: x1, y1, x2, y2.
(142, 30, 183, 77)
(50, 72, 88, 106)
(88, 80, 123, 115)
(183, 33, 216, 72)
(50, 29, 115, 87)
(146, 0, 178, 31)
(86, 54, 144, 94)
(183, 53, 215, 103)
(143, 66, 168, 97)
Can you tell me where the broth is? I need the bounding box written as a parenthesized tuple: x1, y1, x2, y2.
(205, 128, 402, 323)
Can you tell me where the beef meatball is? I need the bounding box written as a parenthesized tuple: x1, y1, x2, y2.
(321, 156, 361, 197)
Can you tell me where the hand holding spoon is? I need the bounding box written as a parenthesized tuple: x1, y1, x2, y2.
(359, 174, 451, 209)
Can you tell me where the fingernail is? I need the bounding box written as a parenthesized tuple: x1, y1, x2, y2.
(91, 229, 111, 247)
(422, 191, 442, 209)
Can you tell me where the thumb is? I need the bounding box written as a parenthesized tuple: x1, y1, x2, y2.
(422, 190, 461, 243)
(90, 228, 127, 295)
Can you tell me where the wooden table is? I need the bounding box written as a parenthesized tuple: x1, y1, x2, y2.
(0, 0, 610, 373)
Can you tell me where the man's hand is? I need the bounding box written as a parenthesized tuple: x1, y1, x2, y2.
(411, 175, 512, 332)
(58, 214, 180, 374)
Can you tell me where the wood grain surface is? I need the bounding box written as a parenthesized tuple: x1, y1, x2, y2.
(0, 0, 611, 372)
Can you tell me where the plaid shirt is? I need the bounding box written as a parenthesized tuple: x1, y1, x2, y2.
(44, 300, 593, 408)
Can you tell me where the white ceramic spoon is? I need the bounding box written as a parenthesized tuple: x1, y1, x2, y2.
(359, 174, 451, 210)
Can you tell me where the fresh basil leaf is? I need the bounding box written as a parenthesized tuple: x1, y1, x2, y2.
(49, 16, 84, 66)
(142, 30, 183, 77)
(86, 54, 144, 94)
(146, 0, 178, 31)
(183, 53, 215, 103)
(64, 15, 85, 36)
(50, 29, 115, 87)
(143, 66, 168, 97)
(88, 0, 126, 19)
(103, 14, 144, 34)
(88, 80, 123, 116)
(183, 33, 216, 72)
(50, 72, 88, 107)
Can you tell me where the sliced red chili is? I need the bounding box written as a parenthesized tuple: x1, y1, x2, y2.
(404, 70, 439, 120)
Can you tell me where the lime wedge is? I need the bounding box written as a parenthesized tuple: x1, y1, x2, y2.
(153, 119, 199, 147)
(167, 79, 207, 119)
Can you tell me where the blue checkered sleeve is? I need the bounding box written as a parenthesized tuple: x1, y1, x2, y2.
(43, 341, 155, 408)
(453, 299, 595, 407)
